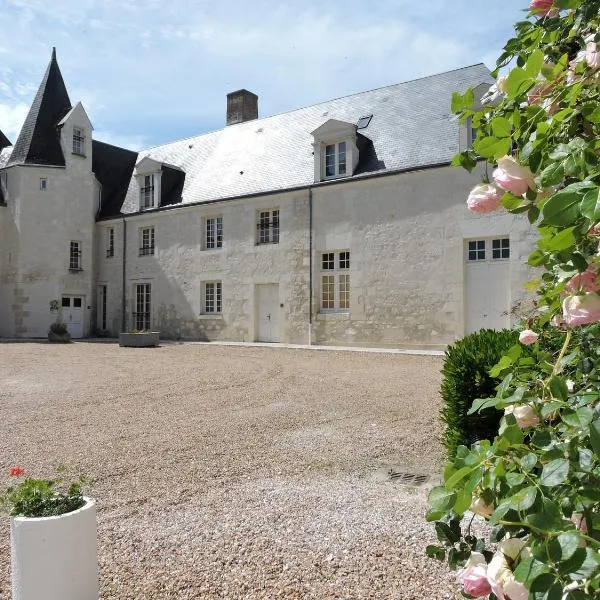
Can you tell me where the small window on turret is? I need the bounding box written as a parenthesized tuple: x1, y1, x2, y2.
(40, 178, 47, 191)
(73, 127, 85, 156)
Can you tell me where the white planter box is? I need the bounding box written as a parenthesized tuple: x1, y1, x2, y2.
(11, 496, 98, 600)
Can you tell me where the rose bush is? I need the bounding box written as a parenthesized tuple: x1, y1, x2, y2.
(427, 1, 600, 598)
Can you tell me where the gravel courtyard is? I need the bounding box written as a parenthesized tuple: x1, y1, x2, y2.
(0, 342, 456, 599)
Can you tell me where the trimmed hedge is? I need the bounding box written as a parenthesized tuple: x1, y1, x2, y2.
(441, 328, 519, 461)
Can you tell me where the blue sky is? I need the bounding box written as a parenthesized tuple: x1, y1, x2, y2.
(0, 0, 528, 150)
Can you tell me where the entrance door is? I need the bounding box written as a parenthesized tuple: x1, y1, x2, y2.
(256, 284, 280, 342)
(465, 238, 510, 334)
(61, 295, 84, 338)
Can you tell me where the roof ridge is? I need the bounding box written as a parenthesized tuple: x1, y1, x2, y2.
(141, 63, 489, 152)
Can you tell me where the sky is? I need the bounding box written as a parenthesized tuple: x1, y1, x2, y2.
(0, 0, 528, 151)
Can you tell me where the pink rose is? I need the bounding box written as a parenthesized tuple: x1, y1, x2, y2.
(562, 294, 600, 326)
(566, 266, 600, 293)
(586, 42, 600, 70)
(493, 156, 536, 196)
(505, 404, 540, 429)
(467, 184, 503, 214)
(530, 0, 556, 17)
(496, 76, 508, 94)
(470, 497, 494, 519)
(487, 552, 529, 600)
(551, 314, 566, 328)
(571, 513, 588, 534)
(519, 329, 538, 345)
(566, 69, 577, 84)
(459, 565, 492, 598)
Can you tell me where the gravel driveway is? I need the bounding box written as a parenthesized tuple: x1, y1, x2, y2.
(0, 342, 457, 599)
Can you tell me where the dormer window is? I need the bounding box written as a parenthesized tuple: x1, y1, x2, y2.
(141, 175, 155, 209)
(325, 142, 346, 177)
(311, 119, 359, 183)
(72, 127, 85, 156)
(135, 157, 164, 211)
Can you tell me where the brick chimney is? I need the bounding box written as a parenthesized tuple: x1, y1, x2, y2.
(226, 89, 258, 126)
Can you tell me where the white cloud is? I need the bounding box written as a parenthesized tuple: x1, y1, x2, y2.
(0, 103, 28, 141)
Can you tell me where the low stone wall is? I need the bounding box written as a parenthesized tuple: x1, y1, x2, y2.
(118, 332, 160, 347)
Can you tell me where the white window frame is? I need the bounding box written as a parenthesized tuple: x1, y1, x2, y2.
(40, 177, 47, 191)
(320, 250, 350, 313)
(465, 238, 510, 263)
(324, 142, 347, 178)
(134, 283, 151, 331)
(69, 241, 82, 271)
(203, 281, 222, 314)
(106, 228, 115, 258)
(204, 216, 223, 250)
(139, 227, 155, 256)
(140, 174, 156, 210)
(257, 209, 279, 245)
(72, 127, 85, 156)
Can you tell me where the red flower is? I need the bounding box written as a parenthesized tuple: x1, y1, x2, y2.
(9, 466, 25, 477)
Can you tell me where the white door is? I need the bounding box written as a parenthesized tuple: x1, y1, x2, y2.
(465, 238, 510, 334)
(256, 284, 280, 342)
(61, 295, 84, 338)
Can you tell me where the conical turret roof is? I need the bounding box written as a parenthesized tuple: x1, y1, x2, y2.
(0, 129, 10, 150)
(9, 48, 72, 166)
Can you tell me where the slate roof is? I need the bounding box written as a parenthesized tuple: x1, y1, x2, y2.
(118, 63, 492, 216)
(8, 48, 72, 167)
(0, 130, 10, 150)
(93, 140, 138, 219)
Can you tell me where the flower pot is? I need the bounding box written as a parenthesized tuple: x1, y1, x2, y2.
(11, 496, 98, 600)
(119, 331, 160, 347)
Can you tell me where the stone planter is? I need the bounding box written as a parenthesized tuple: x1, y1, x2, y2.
(11, 497, 98, 600)
(119, 331, 160, 347)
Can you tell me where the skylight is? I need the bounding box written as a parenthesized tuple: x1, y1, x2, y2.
(356, 115, 373, 130)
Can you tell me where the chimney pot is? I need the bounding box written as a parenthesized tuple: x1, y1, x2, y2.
(226, 89, 258, 126)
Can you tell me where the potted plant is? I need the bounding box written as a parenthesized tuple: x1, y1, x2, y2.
(119, 328, 160, 347)
(48, 322, 72, 343)
(1, 466, 98, 600)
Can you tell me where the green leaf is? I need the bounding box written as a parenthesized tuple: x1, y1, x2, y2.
(581, 187, 600, 221)
(561, 407, 594, 428)
(506, 486, 537, 511)
(520, 453, 538, 472)
(502, 424, 524, 445)
(435, 521, 460, 544)
(560, 547, 600, 580)
(445, 466, 474, 489)
(541, 227, 576, 253)
(542, 192, 582, 226)
(532, 429, 552, 448)
(473, 136, 511, 160)
(540, 162, 565, 187)
(467, 396, 499, 415)
(540, 458, 569, 487)
(491, 116, 512, 138)
(550, 376, 569, 401)
(525, 49, 544, 78)
(506, 67, 534, 99)
(428, 486, 457, 511)
(590, 419, 600, 456)
(451, 91, 465, 113)
(514, 556, 550, 585)
(425, 545, 446, 561)
(557, 532, 581, 561)
(526, 499, 564, 531)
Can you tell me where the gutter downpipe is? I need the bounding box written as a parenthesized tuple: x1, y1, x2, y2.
(121, 216, 127, 333)
(308, 187, 313, 346)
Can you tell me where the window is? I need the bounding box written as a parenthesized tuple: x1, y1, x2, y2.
(466, 238, 510, 262)
(139, 227, 155, 256)
(205, 216, 223, 249)
(40, 178, 47, 191)
(140, 175, 155, 210)
(492, 238, 510, 260)
(320, 250, 350, 312)
(257, 209, 279, 245)
(324, 142, 347, 177)
(0, 171, 7, 201)
(72, 127, 85, 155)
(69, 241, 82, 270)
(106, 228, 114, 258)
(62, 297, 70, 308)
(467, 240, 486, 262)
(204, 281, 222, 314)
(134, 283, 151, 330)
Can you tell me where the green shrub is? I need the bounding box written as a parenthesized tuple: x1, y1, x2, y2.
(49, 322, 68, 335)
(440, 328, 518, 460)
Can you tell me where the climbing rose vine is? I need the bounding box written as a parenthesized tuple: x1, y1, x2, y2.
(427, 1, 600, 598)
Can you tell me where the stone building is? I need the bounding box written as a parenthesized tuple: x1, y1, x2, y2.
(0, 49, 536, 348)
